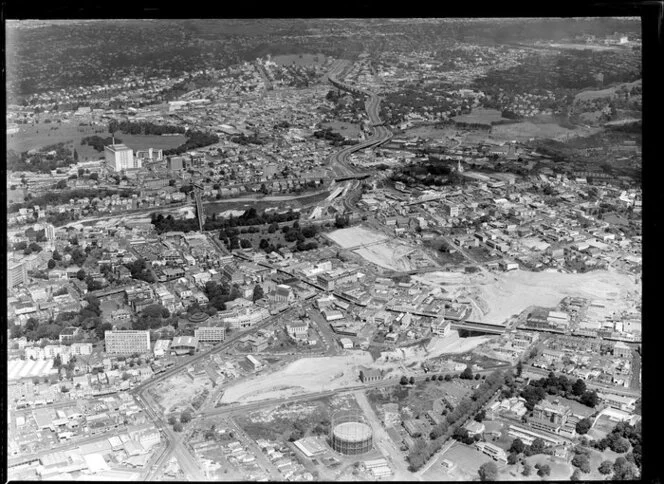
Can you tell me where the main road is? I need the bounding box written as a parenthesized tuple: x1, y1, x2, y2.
(325, 62, 393, 179)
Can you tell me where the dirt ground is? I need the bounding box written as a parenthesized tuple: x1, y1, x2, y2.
(413, 268, 640, 325)
(151, 372, 213, 414)
(326, 226, 388, 249)
(220, 331, 492, 405)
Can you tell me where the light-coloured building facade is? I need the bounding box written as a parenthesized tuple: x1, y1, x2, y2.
(104, 330, 150, 355)
(194, 325, 226, 342)
(104, 144, 139, 172)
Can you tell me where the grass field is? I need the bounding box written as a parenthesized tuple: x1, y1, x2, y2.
(272, 53, 327, 67)
(453, 108, 507, 126)
(6, 122, 186, 159)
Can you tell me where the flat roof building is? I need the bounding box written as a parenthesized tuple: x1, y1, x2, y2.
(104, 330, 150, 355)
(194, 325, 226, 343)
(104, 143, 140, 172)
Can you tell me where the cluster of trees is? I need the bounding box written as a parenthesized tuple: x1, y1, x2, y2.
(13, 241, 43, 256)
(229, 133, 265, 146)
(408, 370, 505, 471)
(108, 119, 185, 136)
(132, 304, 171, 330)
(11, 293, 105, 342)
(9, 188, 136, 214)
(8, 143, 76, 173)
(124, 258, 156, 283)
(163, 130, 219, 156)
(391, 161, 466, 188)
(81, 135, 122, 152)
(204, 281, 241, 312)
(590, 421, 641, 468)
(313, 127, 346, 143)
(151, 207, 303, 236)
(519, 372, 599, 410)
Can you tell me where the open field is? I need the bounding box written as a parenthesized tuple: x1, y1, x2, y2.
(414, 268, 639, 325)
(354, 242, 417, 271)
(490, 120, 601, 142)
(403, 124, 460, 141)
(423, 442, 494, 481)
(272, 53, 327, 67)
(150, 372, 213, 414)
(453, 107, 508, 125)
(320, 120, 361, 139)
(205, 190, 330, 215)
(108, 131, 187, 150)
(6, 122, 186, 158)
(326, 226, 389, 248)
(220, 353, 373, 404)
(219, 331, 490, 404)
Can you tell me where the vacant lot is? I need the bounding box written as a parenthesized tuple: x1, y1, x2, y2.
(151, 372, 213, 414)
(326, 226, 388, 249)
(320, 121, 361, 140)
(236, 393, 358, 442)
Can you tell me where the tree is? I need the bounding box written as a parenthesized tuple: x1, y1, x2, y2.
(409, 376, 415, 385)
(522, 463, 532, 476)
(400, 376, 409, 385)
(516, 359, 523, 376)
(168, 416, 177, 425)
(460, 365, 473, 380)
(613, 456, 638, 480)
(507, 452, 518, 465)
(478, 462, 498, 481)
(47, 259, 56, 269)
(95, 322, 113, 340)
(444, 374, 451, 381)
(180, 411, 192, 424)
(510, 438, 526, 454)
(537, 464, 551, 477)
(474, 410, 486, 422)
(571, 469, 582, 481)
(580, 390, 599, 408)
(576, 418, 592, 435)
(572, 378, 587, 396)
(252, 285, 264, 302)
(598, 460, 613, 475)
(52, 249, 61, 261)
(173, 422, 183, 432)
(572, 453, 591, 473)
(530, 437, 546, 455)
(610, 436, 630, 454)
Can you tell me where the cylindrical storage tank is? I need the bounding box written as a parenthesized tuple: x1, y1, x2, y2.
(331, 420, 373, 455)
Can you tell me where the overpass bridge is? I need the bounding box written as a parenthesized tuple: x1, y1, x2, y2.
(334, 174, 370, 182)
(451, 320, 507, 335)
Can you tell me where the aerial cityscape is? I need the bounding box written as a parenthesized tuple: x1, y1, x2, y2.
(6, 18, 643, 482)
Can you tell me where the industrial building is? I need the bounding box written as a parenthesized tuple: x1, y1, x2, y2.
(330, 413, 373, 455)
(104, 143, 140, 172)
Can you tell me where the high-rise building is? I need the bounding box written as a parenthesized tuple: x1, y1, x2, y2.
(104, 143, 140, 172)
(135, 148, 163, 163)
(8, 261, 27, 288)
(166, 156, 184, 171)
(104, 330, 150, 355)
